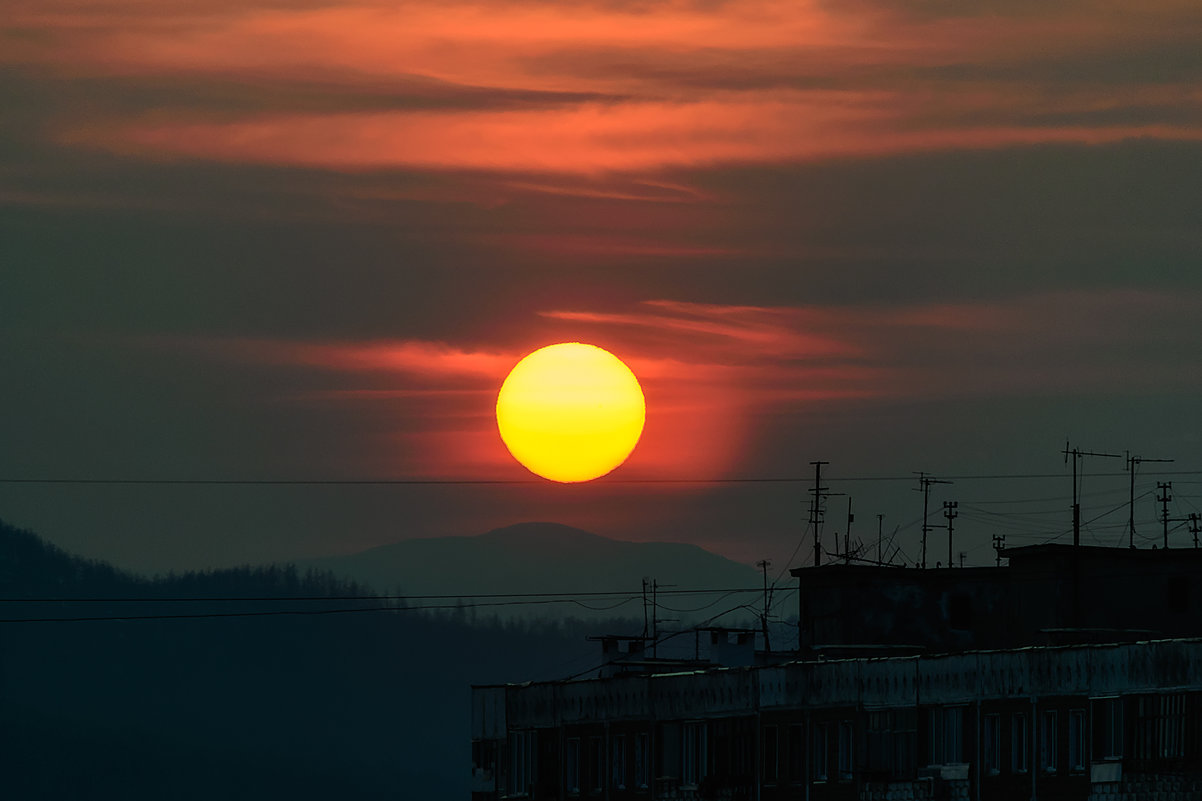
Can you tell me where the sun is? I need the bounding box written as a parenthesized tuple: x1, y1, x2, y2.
(496, 343, 646, 483)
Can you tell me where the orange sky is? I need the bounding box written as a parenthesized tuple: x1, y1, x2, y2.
(8, 0, 1200, 177)
(3, 0, 1202, 570)
(174, 289, 1202, 483)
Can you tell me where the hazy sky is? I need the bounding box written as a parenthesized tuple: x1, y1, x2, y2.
(3, 0, 1201, 575)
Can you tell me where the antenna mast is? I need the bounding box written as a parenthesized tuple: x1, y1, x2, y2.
(757, 559, 772, 651)
(944, 500, 959, 568)
(877, 514, 885, 565)
(1062, 442, 1122, 547)
(1126, 452, 1174, 548)
(915, 472, 952, 569)
(809, 461, 829, 567)
(1157, 482, 1174, 549)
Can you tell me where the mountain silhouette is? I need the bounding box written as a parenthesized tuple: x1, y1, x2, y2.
(302, 522, 762, 601)
(0, 517, 608, 799)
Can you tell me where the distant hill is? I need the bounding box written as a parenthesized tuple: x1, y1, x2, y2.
(0, 518, 602, 800)
(0, 518, 767, 799)
(301, 522, 763, 602)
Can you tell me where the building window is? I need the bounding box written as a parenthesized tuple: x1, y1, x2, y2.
(1094, 697, 1122, 760)
(1068, 710, 1086, 772)
(509, 731, 535, 797)
(634, 733, 650, 789)
(682, 722, 707, 787)
(1040, 710, 1058, 773)
(762, 725, 779, 784)
(867, 709, 917, 780)
(472, 740, 497, 777)
(733, 723, 751, 777)
(1011, 713, 1028, 773)
(588, 737, 603, 794)
(788, 724, 805, 784)
(1161, 695, 1186, 759)
(813, 723, 829, 781)
(566, 737, 582, 794)
(837, 721, 854, 780)
(612, 734, 627, 790)
(929, 707, 964, 765)
(1135, 694, 1186, 761)
(983, 714, 1001, 776)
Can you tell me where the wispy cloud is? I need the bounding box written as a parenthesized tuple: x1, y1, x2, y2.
(10, 0, 1199, 176)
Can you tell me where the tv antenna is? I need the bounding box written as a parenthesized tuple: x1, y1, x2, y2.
(1126, 452, 1173, 548)
(1062, 442, 1121, 547)
(915, 472, 952, 569)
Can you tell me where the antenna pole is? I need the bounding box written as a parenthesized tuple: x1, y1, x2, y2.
(844, 497, 854, 564)
(993, 534, 1006, 567)
(1189, 513, 1200, 549)
(1126, 453, 1174, 548)
(915, 473, 952, 569)
(641, 578, 649, 638)
(757, 559, 772, 652)
(1158, 482, 1173, 549)
(1128, 452, 1136, 548)
(944, 501, 958, 568)
(810, 461, 829, 567)
(877, 514, 884, 566)
(1063, 442, 1122, 547)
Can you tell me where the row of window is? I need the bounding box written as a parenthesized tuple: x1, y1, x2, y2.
(564, 733, 650, 794)
(500, 693, 1190, 796)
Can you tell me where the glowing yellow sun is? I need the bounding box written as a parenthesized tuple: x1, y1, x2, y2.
(496, 342, 646, 483)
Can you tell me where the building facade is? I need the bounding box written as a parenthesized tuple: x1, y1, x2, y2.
(472, 546, 1202, 801)
(473, 638, 1202, 801)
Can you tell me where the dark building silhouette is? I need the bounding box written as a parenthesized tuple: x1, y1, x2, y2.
(472, 545, 1202, 800)
(799, 545, 1202, 654)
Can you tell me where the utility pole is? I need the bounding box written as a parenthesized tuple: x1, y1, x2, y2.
(992, 534, 1006, 567)
(1126, 452, 1174, 548)
(915, 472, 952, 569)
(943, 501, 958, 568)
(1157, 482, 1173, 549)
(877, 514, 885, 566)
(641, 578, 649, 638)
(1189, 513, 1200, 549)
(1063, 443, 1122, 547)
(809, 461, 829, 567)
(757, 559, 772, 652)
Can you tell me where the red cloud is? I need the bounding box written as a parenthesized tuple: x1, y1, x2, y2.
(169, 288, 1202, 479)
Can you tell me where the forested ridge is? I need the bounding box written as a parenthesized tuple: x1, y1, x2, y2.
(0, 519, 611, 799)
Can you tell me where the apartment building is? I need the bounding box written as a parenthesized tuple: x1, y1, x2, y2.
(471, 545, 1202, 801)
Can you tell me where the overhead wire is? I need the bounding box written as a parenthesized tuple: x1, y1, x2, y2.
(5, 469, 1202, 486)
(0, 597, 645, 624)
(0, 589, 755, 624)
(0, 587, 763, 604)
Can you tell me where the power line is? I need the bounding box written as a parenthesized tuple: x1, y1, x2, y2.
(10, 555, 1202, 624)
(0, 596, 645, 624)
(0, 476, 802, 483)
(0, 587, 763, 604)
(4, 470, 1202, 486)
